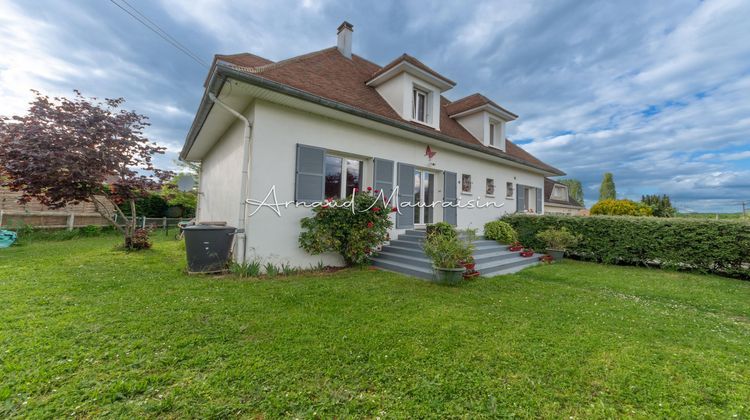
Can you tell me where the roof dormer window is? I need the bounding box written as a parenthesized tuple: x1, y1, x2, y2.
(412, 87, 428, 123)
(489, 122, 496, 146)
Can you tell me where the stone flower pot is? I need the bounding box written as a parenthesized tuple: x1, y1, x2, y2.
(546, 249, 565, 261)
(432, 266, 465, 286)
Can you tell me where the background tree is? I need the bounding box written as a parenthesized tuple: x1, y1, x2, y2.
(641, 194, 676, 217)
(559, 178, 584, 206)
(0, 90, 172, 248)
(599, 172, 617, 201)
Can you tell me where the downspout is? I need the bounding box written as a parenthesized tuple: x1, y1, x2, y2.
(207, 91, 252, 263)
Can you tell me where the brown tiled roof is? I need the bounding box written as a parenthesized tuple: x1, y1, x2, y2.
(544, 178, 584, 207)
(217, 48, 562, 175)
(368, 53, 456, 87)
(445, 93, 518, 118)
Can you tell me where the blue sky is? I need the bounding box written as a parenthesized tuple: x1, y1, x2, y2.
(1, 0, 749, 212)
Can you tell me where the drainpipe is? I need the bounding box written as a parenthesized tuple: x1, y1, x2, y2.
(207, 91, 252, 263)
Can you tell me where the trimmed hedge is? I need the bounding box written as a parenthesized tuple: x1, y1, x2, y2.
(502, 214, 750, 278)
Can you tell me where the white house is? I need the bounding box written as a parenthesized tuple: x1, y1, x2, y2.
(180, 22, 564, 269)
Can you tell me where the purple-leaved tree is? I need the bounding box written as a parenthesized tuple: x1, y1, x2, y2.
(0, 90, 173, 248)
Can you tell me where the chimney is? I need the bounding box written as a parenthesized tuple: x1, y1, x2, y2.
(337, 21, 353, 59)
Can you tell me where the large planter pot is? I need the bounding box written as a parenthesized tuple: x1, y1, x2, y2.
(432, 266, 465, 286)
(546, 249, 565, 261)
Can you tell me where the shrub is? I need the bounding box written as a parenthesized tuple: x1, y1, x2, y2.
(536, 227, 581, 250)
(502, 214, 750, 278)
(423, 233, 474, 269)
(125, 228, 151, 250)
(79, 225, 102, 237)
(230, 260, 262, 278)
(483, 220, 518, 244)
(299, 190, 394, 266)
(591, 199, 653, 216)
(426, 222, 457, 239)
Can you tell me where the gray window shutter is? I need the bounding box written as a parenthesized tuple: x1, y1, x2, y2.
(373, 158, 394, 205)
(396, 163, 415, 229)
(295, 144, 325, 203)
(536, 187, 543, 214)
(516, 184, 526, 213)
(443, 171, 457, 226)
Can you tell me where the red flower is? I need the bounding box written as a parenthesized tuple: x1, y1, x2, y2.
(372, 207, 381, 212)
(391, 207, 398, 212)
(367, 221, 374, 228)
(367, 186, 372, 191)
(321, 204, 329, 209)
(374, 189, 380, 193)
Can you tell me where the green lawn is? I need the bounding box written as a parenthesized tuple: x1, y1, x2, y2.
(1, 234, 749, 418)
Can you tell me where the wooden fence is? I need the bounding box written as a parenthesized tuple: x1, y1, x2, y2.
(0, 190, 114, 230)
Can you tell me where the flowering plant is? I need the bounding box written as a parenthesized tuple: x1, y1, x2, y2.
(508, 241, 524, 252)
(299, 188, 393, 266)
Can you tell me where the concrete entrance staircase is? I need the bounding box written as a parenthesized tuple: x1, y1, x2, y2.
(370, 229, 540, 279)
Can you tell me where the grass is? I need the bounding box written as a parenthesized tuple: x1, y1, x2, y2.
(1, 234, 749, 418)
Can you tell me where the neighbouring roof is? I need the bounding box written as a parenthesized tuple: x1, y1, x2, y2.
(544, 178, 584, 208)
(445, 93, 518, 120)
(194, 47, 563, 175)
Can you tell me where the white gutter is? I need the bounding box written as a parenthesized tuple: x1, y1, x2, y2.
(207, 92, 252, 263)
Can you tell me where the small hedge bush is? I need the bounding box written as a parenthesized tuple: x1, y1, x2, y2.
(590, 199, 653, 216)
(483, 220, 518, 244)
(426, 222, 457, 239)
(502, 214, 750, 278)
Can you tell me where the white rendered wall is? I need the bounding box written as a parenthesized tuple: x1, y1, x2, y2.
(240, 100, 544, 268)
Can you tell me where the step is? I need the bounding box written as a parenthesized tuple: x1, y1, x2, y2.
(379, 244, 426, 258)
(371, 258, 433, 280)
(473, 250, 521, 265)
(397, 234, 425, 243)
(375, 251, 432, 269)
(479, 254, 541, 276)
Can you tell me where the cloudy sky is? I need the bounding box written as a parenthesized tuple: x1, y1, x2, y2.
(1, 0, 749, 212)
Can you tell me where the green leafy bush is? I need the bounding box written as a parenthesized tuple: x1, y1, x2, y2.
(502, 214, 750, 278)
(536, 227, 581, 250)
(483, 220, 518, 244)
(591, 199, 653, 216)
(423, 233, 474, 269)
(299, 190, 394, 266)
(426, 222, 457, 239)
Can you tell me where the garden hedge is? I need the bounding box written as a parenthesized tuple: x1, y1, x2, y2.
(502, 214, 750, 278)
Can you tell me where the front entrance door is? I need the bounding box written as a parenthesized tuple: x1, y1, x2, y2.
(413, 169, 435, 226)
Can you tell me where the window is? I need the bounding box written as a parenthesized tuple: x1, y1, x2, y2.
(486, 178, 495, 196)
(506, 182, 514, 198)
(324, 155, 362, 199)
(461, 173, 472, 194)
(412, 88, 428, 122)
(489, 122, 496, 146)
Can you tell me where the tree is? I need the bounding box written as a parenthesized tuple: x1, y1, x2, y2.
(599, 172, 616, 201)
(641, 194, 676, 217)
(559, 178, 584, 206)
(0, 90, 172, 248)
(590, 199, 653, 216)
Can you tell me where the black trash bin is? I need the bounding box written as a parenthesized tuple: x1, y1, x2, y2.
(183, 225, 236, 273)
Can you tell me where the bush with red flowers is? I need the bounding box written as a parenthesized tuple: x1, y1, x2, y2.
(299, 189, 393, 266)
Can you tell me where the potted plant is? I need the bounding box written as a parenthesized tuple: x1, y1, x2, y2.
(461, 256, 476, 271)
(520, 247, 534, 258)
(535, 227, 581, 261)
(508, 241, 524, 252)
(423, 229, 474, 286)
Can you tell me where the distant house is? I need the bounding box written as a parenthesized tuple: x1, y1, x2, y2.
(544, 178, 586, 215)
(180, 22, 569, 267)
